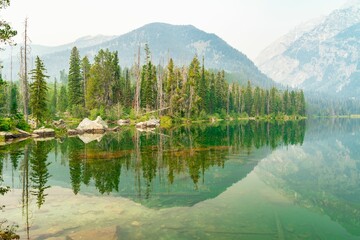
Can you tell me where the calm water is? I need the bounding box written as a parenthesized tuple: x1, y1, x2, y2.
(0, 119, 359, 239)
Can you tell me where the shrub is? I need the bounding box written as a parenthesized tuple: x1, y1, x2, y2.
(13, 113, 30, 131)
(106, 104, 123, 121)
(160, 115, 172, 128)
(0, 118, 12, 131)
(71, 104, 89, 119)
(198, 110, 207, 121)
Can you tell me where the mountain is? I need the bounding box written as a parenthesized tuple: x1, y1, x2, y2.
(255, 1, 360, 98)
(1, 34, 116, 58)
(1, 23, 273, 87)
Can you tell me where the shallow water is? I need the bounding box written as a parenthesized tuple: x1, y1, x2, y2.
(1, 120, 360, 239)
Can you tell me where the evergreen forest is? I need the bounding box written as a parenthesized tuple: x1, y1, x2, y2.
(0, 45, 306, 130)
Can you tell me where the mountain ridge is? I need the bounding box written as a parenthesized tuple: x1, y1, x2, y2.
(256, 2, 360, 98)
(1, 22, 274, 88)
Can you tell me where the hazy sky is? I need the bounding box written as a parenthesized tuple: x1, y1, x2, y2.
(2, 0, 348, 60)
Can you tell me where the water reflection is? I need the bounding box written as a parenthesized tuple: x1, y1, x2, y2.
(1, 121, 305, 203)
(0, 120, 306, 238)
(256, 118, 360, 237)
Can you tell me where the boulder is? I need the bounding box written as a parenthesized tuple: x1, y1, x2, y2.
(33, 127, 56, 138)
(94, 116, 108, 129)
(76, 117, 106, 134)
(53, 119, 66, 128)
(117, 119, 130, 126)
(135, 119, 160, 129)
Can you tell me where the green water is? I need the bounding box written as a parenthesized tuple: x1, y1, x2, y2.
(0, 120, 359, 239)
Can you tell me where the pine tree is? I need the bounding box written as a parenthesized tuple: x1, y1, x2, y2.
(244, 81, 253, 116)
(253, 86, 261, 116)
(86, 49, 119, 109)
(140, 45, 157, 111)
(29, 56, 49, 127)
(50, 78, 57, 117)
(9, 82, 18, 114)
(283, 89, 289, 115)
(68, 47, 83, 108)
(81, 56, 91, 108)
(199, 57, 207, 111)
(58, 85, 68, 112)
(123, 68, 132, 108)
(0, 74, 8, 115)
(187, 56, 201, 118)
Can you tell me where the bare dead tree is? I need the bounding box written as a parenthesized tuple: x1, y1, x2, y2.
(134, 46, 141, 116)
(21, 18, 30, 123)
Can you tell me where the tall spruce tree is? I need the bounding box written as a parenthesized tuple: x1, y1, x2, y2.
(29, 56, 49, 127)
(68, 47, 83, 108)
(123, 68, 132, 108)
(244, 81, 253, 116)
(81, 56, 91, 108)
(9, 82, 18, 114)
(58, 85, 68, 112)
(86, 49, 119, 109)
(140, 45, 157, 111)
(50, 78, 57, 117)
(187, 56, 201, 118)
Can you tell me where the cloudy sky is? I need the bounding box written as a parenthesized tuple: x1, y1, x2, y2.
(2, 0, 348, 60)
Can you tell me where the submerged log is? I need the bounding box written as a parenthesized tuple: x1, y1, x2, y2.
(0, 128, 32, 142)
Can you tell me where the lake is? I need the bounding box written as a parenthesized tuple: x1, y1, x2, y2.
(1, 119, 360, 239)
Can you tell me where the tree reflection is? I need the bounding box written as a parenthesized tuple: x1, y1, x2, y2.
(62, 120, 306, 198)
(30, 141, 52, 208)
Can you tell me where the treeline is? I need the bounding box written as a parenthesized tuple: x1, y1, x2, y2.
(1, 45, 306, 126)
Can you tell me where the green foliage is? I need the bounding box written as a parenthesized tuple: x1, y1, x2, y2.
(160, 115, 172, 128)
(106, 103, 123, 121)
(89, 106, 106, 120)
(30, 141, 52, 208)
(0, 0, 17, 47)
(58, 84, 68, 112)
(0, 117, 11, 131)
(86, 49, 120, 109)
(140, 46, 157, 111)
(0, 114, 29, 131)
(0, 74, 7, 116)
(70, 104, 88, 119)
(68, 47, 83, 107)
(13, 113, 29, 131)
(29, 56, 49, 127)
(9, 83, 18, 114)
(49, 78, 58, 118)
(59, 45, 306, 121)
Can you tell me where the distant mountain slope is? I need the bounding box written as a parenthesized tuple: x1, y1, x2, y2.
(256, 2, 360, 98)
(1, 23, 274, 87)
(0, 34, 116, 79)
(1, 34, 116, 59)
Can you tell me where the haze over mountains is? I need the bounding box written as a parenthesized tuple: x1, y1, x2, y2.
(2, 1, 360, 101)
(1, 23, 273, 87)
(256, 1, 360, 99)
